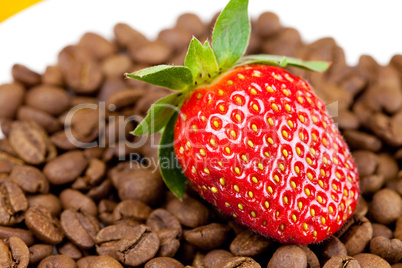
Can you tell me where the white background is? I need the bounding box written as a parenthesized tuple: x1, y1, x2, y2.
(0, 0, 401, 84)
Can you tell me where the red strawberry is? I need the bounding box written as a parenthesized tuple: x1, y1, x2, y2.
(127, 0, 359, 245)
(173, 64, 359, 244)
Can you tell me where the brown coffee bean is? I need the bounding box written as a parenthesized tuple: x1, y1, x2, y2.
(230, 229, 273, 257)
(25, 84, 69, 116)
(113, 23, 149, 50)
(0, 226, 34, 246)
(101, 54, 133, 78)
(353, 196, 369, 218)
(184, 223, 230, 251)
(12, 64, 41, 87)
(0, 181, 27, 226)
(133, 89, 169, 116)
(38, 254, 77, 268)
(377, 153, 399, 182)
(0, 139, 17, 157)
(44, 150, 88, 185)
(147, 208, 182, 235)
(176, 13, 206, 38)
(86, 178, 112, 201)
(87, 256, 123, 268)
(113, 199, 152, 224)
(354, 253, 391, 268)
(29, 244, 54, 265)
(9, 120, 56, 165)
(299, 245, 320, 268)
(25, 206, 64, 244)
(83, 147, 104, 160)
(158, 28, 193, 53)
(0, 236, 30, 268)
(156, 228, 181, 257)
(360, 174, 385, 196)
(78, 32, 117, 61)
(9, 165, 49, 194)
(73, 158, 105, 191)
(395, 217, 402, 241)
(27, 193, 62, 217)
(145, 257, 184, 268)
(372, 224, 393, 239)
(17, 106, 61, 134)
(204, 250, 234, 268)
(63, 107, 100, 146)
(97, 78, 127, 102)
(166, 193, 209, 228)
(343, 130, 382, 152)
(336, 110, 360, 130)
(105, 88, 145, 117)
(267, 245, 307, 268)
(61, 209, 100, 249)
(370, 189, 402, 225)
(255, 12, 281, 37)
(0, 152, 23, 173)
(369, 112, 402, 147)
(60, 189, 97, 216)
(58, 45, 103, 94)
(77, 256, 98, 268)
(129, 41, 173, 65)
(0, 83, 25, 119)
(316, 236, 347, 264)
(98, 199, 117, 226)
(42, 65, 64, 86)
(370, 236, 402, 263)
(322, 255, 360, 268)
(262, 27, 302, 57)
(193, 252, 206, 268)
(215, 257, 261, 268)
(352, 150, 378, 177)
(58, 242, 83, 261)
(340, 216, 373, 256)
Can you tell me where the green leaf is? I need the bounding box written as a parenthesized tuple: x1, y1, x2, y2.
(212, 0, 250, 71)
(184, 38, 219, 86)
(159, 112, 187, 198)
(132, 92, 186, 136)
(237, 54, 331, 72)
(125, 65, 193, 91)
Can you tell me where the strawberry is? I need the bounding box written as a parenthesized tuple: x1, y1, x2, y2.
(126, 0, 359, 245)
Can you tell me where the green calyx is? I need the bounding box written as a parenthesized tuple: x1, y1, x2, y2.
(126, 0, 331, 198)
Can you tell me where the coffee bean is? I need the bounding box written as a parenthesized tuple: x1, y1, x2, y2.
(145, 257, 184, 268)
(87, 256, 123, 268)
(101, 54, 133, 78)
(158, 28, 193, 53)
(98, 199, 117, 226)
(12, 64, 41, 87)
(360, 174, 385, 195)
(255, 12, 281, 38)
(113, 199, 152, 224)
(63, 107, 100, 146)
(42, 65, 64, 87)
(17, 106, 61, 134)
(78, 32, 117, 61)
(27, 193, 62, 217)
(353, 196, 369, 218)
(0, 83, 25, 119)
(0, 181, 27, 226)
(133, 89, 169, 116)
(204, 249, 234, 268)
(369, 111, 402, 147)
(146, 208, 182, 235)
(267, 245, 307, 268)
(0, 236, 30, 268)
(29, 244, 54, 265)
(129, 41, 173, 65)
(57, 242, 82, 261)
(25, 206, 64, 244)
(354, 253, 391, 268)
(26, 84, 70, 116)
(230, 229, 273, 257)
(0, 226, 34, 246)
(377, 153, 399, 182)
(322, 255, 360, 268)
(73, 158, 106, 191)
(61, 209, 100, 249)
(156, 228, 181, 257)
(60, 189, 97, 216)
(343, 130, 382, 152)
(116, 225, 160, 267)
(113, 23, 148, 50)
(216, 257, 261, 268)
(86, 178, 112, 201)
(176, 13, 206, 38)
(370, 189, 402, 225)
(76, 256, 98, 268)
(44, 150, 88, 185)
(352, 150, 378, 177)
(370, 236, 402, 263)
(372, 223, 393, 239)
(316, 236, 347, 264)
(9, 120, 56, 165)
(299, 245, 320, 268)
(166, 193, 209, 228)
(262, 27, 302, 57)
(184, 223, 230, 251)
(38, 254, 77, 268)
(340, 216, 373, 256)
(9, 165, 49, 194)
(105, 88, 144, 117)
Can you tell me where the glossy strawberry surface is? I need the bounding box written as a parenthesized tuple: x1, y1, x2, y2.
(173, 65, 359, 244)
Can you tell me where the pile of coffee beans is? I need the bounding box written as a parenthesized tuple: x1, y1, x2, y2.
(0, 11, 401, 268)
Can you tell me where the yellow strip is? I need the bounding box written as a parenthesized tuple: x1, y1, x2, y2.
(0, 0, 43, 23)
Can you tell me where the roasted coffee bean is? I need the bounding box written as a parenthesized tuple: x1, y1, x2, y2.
(27, 193, 62, 217)
(360, 174, 385, 195)
(29, 244, 54, 265)
(377, 153, 399, 182)
(58, 242, 83, 261)
(267, 245, 307, 268)
(60, 189, 97, 216)
(354, 253, 391, 268)
(87, 255, 123, 268)
(255, 12, 281, 37)
(113, 199, 152, 223)
(115, 225, 160, 267)
(0, 236, 30, 268)
(133, 89, 169, 116)
(0, 152, 23, 172)
(38, 254, 77, 268)
(203, 250, 234, 268)
(17, 106, 61, 134)
(25, 206, 64, 244)
(230, 229, 273, 257)
(42, 65, 64, 86)
(176, 13, 206, 38)
(0, 181, 28, 226)
(395, 217, 402, 241)
(216, 257, 261, 268)
(166, 193, 209, 228)
(61, 209, 100, 249)
(315, 236, 347, 264)
(370, 189, 402, 225)
(158, 28, 193, 53)
(372, 223, 393, 239)
(78, 32, 117, 61)
(113, 23, 149, 50)
(97, 77, 127, 102)
(98, 199, 117, 226)
(352, 150, 378, 177)
(369, 111, 402, 147)
(9, 120, 56, 165)
(145, 257, 184, 268)
(0, 83, 25, 119)
(101, 54, 132, 78)
(156, 228, 181, 257)
(9, 165, 49, 194)
(336, 110, 360, 130)
(353, 196, 369, 218)
(344, 130, 382, 152)
(105, 88, 144, 117)
(340, 216, 373, 256)
(129, 41, 173, 65)
(76, 256, 98, 268)
(44, 150, 88, 185)
(262, 27, 302, 57)
(86, 178, 112, 201)
(322, 255, 360, 268)
(73, 158, 105, 191)
(299, 245, 320, 268)
(12, 64, 41, 87)
(146, 208, 182, 235)
(370, 236, 402, 263)
(83, 147, 104, 160)
(184, 223, 230, 251)
(0, 226, 34, 246)
(26, 84, 70, 116)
